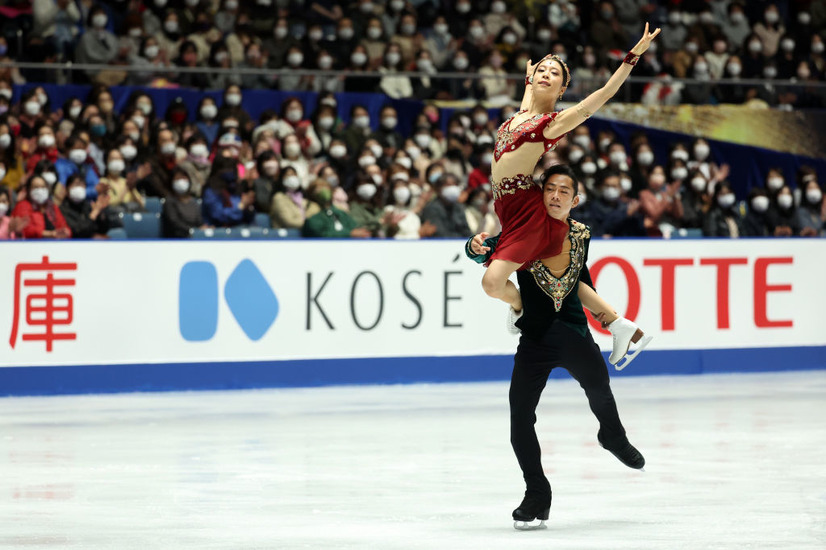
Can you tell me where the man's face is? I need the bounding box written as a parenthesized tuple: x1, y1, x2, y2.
(543, 174, 578, 220)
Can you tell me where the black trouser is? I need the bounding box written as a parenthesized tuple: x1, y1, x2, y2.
(509, 320, 627, 498)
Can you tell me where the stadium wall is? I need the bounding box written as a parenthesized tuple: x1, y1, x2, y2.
(1, 239, 824, 396)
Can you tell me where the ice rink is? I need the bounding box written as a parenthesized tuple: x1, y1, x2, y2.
(1, 370, 824, 549)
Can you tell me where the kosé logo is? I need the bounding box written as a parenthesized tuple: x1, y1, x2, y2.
(179, 259, 278, 341)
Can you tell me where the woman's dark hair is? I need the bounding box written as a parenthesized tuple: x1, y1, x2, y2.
(539, 163, 579, 190)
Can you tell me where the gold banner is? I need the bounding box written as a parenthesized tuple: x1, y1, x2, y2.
(596, 104, 826, 159)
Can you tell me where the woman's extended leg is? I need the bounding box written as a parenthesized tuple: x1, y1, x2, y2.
(577, 282, 652, 369)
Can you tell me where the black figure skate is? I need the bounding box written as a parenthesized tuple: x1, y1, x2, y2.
(512, 493, 551, 531)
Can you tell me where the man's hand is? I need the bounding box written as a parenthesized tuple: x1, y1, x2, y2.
(471, 232, 491, 254)
(350, 227, 371, 238)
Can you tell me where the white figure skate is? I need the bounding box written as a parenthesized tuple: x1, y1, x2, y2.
(507, 307, 522, 335)
(607, 317, 652, 371)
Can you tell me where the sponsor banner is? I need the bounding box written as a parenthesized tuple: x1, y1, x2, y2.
(1, 239, 824, 371)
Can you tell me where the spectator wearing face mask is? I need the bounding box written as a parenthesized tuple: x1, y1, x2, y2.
(302, 178, 370, 238)
(390, 13, 422, 65)
(12, 173, 71, 239)
(270, 166, 320, 229)
(100, 147, 144, 214)
(177, 133, 211, 197)
(742, 34, 768, 79)
(463, 186, 498, 237)
(279, 134, 311, 189)
(479, 50, 514, 103)
(251, 150, 279, 212)
(163, 169, 204, 238)
(766, 185, 800, 237)
(129, 35, 174, 86)
(371, 105, 404, 156)
(193, 97, 220, 145)
(56, 134, 100, 198)
(59, 173, 110, 238)
(202, 157, 255, 227)
(753, 5, 785, 58)
(590, 169, 645, 237)
(703, 181, 742, 238)
(638, 165, 684, 237)
(420, 173, 471, 238)
(379, 43, 413, 99)
(796, 176, 824, 237)
(75, 7, 122, 84)
(683, 56, 714, 104)
(742, 188, 772, 237)
(342, 105, 373, 158)
(349, 171, 387, 236)
(590, 2, 628, 59)
(723, 4, 752, 51)
(280, 97, 322, 157)
(763, 167, 786, 198)
(680, 170, 710, 230)
(439, 49, 483, 101)
(217, 85, 252, 136)
(384, 174, 429, 239)
(26, 123, 60, 174)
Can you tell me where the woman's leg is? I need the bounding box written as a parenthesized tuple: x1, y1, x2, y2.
(482, 259, 523, 311)
(577, 282, 652, 369)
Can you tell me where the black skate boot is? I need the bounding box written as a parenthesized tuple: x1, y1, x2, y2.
(512, 493, 551, 531)
(600, 439, 645, 470)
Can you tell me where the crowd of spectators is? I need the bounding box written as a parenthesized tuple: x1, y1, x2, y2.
(1, 1, 824, 106)
(0, 1, 824, 240)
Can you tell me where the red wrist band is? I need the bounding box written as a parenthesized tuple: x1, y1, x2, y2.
(623, 52, 640, 66)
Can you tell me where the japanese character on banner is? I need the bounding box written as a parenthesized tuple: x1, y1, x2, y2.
(9, 256, 77, 352)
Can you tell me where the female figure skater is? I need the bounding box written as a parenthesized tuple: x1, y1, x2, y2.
(482, 23, 661, 369)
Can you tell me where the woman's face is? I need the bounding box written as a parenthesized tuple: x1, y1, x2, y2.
(533, 59, 566, 99)
(29, 176, 48, 192)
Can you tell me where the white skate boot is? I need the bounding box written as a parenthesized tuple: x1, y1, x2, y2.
(607, 317, 652, 371)
(507, 307, 522, 335)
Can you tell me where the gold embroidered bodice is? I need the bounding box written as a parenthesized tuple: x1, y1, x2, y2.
(527, 220, 590, 312)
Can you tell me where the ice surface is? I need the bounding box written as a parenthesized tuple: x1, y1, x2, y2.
(1, 371, 824, 549)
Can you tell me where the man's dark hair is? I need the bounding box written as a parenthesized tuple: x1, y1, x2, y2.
(539, 163, 579, 190)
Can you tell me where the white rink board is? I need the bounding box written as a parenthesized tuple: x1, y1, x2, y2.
(0, 238, 824, 369)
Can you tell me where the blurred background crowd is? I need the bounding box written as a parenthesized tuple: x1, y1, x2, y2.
(0, 0, 824, 240)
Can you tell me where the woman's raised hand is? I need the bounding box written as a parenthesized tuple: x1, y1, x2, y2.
(630, 22, 661, 55)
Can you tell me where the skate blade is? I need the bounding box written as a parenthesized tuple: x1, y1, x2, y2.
(514, 519, 547, 531)
(613, 335, 653, 371)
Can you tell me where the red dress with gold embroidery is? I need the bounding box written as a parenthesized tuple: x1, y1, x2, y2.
(489, 110, 568, 270)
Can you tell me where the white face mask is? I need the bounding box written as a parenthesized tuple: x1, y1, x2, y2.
(381, 117, 397, 129)
(434, 23, 449, 35)
(805, 189, 822, 204)
(353, 115, 370, 129)
(39, 134, 55, 148)
(405, 146, 420, 160)
(694, 144, 710, 160)
(108, 159, 125, 174)
(672, 167, 688, 180)
(190, 144, 208, 158)
(326, 175, 339, 187)
(172, 178, 190, 194)
(0, 134, 10, 149)
(371, 173, 383, 185)
(284, 143, 302, 158)
(200, 104, 217, 119)
(92, 14, 107, 28)
(671, 149, 689, 162)
(396, 157, 412, 169)
(287, 52, 304, 66)
(727, 63, 742, 76)
(42, 172, 57, 186)
(358, 155, 376, 168)
(164, 20, 179, 33)
(369, 144, 382, 158)
(225, 93, 242, 106)
(691, 177, 706, 192)
(637, 150, 654, 166)
(274, 27, 288, 39)
(481, 153, 493, 165)
(160, 142, 176, 156)
(0, 167, 5, 181)
(417, 58, 433, 72)
(137, 102, 152, 116)
(69, 149, 88, 164)
(283, 175, 301, 191)
(620, 177, 633, 192)
(568, 149, 584, 163)
(573, 134, 590, 149)
(609, 151, 625, 165)
(144, 45, 159, 59)
(440, 185, 461, 203)
(751, 196, 770, 213)
(367, 27, 382, 40)
(318, 116, 335, 131)
(339, 27, 354, 40)
(357, 183, 377, 200)
(650, 173, 666, 187)
(329, 144, 347, 158)
(717, 193, 735, 209)
(767, 176, 784, 191)
(414, 134, 431, 148)
(603, 186, 620, 201)
(581, 162, 597, 175)
(777, 194, 793, 209)
(25, 101, 41, 116)
(69, 185, 87, 203)
(30, 187, 50, 204)
(813, 41, 825, 54)
(351, 52, 367, 66)
(0, 203, 7, 216)
(393, 187, 411, 205)
(120, 145, 137, 160)
(454, 57, 469, 70)
(386, 52, 401, 66)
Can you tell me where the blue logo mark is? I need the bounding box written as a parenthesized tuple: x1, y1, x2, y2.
(179, 259, 279, 342)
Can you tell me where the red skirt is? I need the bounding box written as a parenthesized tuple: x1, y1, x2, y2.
(488, 182, 568, 270)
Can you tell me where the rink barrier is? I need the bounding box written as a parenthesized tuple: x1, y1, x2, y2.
(1, 239, 825, 396)
(1, 346, 825, 396)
